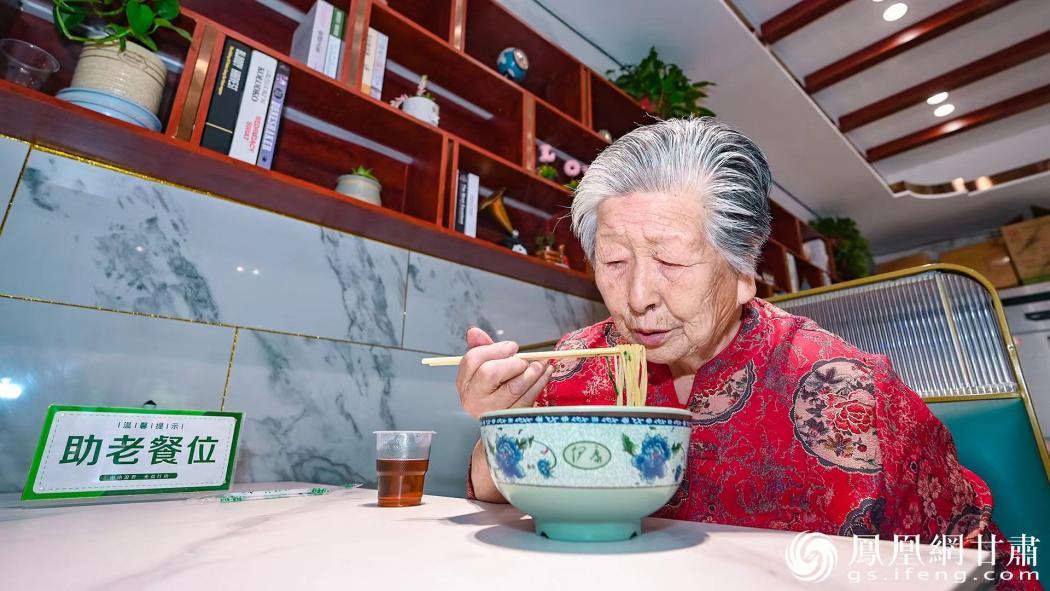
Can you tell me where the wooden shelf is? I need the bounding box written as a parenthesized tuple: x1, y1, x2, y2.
(1, 3, 200, 133)
(463, 0, 585, 121)
(367, 1, 524, 164)
(384, 0, 454, 41)
(0, 80, 600, 299)
(589, 72, 649, 140)
(1, 0, 836, 302)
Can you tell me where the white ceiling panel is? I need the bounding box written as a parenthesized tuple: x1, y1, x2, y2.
(846, 54, 1050, 150)
(873, 103, 1050, 183)
(507, 0, 1047, 253)
(770, 0, 958, 82)
(730, 0, 797, 29)
(811, 0, 1050, 118)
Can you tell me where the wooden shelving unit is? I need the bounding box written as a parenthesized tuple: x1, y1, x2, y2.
(0, 0, 834, 301)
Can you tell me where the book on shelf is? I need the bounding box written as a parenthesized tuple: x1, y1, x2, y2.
(290, 1, 343, 78)
(368, 28, 388, 99)
(228, 49, 279, 164)
(464, 173, 479, 238)
(361, 27, 376, 96)
(257, 62, 290, 170)
(325, 6, 346, 78)
(455, 170, 467, 233)
(453, 171, 480, 237)
(200, 38, 250, 155)
(786, 253, 800, 293)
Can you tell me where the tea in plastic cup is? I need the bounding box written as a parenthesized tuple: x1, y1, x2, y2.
(374, 431, 435, 507)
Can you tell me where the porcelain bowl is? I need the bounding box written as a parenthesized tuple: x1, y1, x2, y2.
(479, 405, 692, 542)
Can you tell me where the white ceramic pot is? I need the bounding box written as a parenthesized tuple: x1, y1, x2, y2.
(335, 174, 382, 206)
(401, 95, 439, 126)
(71, 41, 166, 115)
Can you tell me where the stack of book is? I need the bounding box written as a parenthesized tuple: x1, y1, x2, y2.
(361, 27, 388, 99)
(200, 39, 290, 170)
(290, 1, 346, 79)
(455, 171, 480, 238)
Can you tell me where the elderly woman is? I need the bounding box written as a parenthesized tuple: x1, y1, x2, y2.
(456, 118, 1034, 588)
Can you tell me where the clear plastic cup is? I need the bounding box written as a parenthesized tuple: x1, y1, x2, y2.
(374, 430, 435, 507)
(0, 39, 59, 90)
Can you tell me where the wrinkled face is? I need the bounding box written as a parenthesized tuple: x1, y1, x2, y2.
(593, 192, 756, 372)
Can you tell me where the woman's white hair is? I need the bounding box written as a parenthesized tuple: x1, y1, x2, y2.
(572, 117, 772, 275)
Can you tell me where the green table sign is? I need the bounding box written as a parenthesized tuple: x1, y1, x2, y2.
(22, 405, 242, 501)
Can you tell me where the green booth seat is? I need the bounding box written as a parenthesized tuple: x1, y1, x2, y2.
(928, 397, 1050, 546)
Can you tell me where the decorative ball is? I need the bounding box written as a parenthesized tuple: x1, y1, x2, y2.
(496, 47, 529, 83)
(598, 129, 613, 142)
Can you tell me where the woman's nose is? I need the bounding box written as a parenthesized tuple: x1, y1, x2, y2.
(626, 263, 659, 313)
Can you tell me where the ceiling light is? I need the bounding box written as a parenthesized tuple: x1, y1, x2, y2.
(934, 103, 955, 117)
(926, 92, 949, 105)
(883, 3, 908, 21)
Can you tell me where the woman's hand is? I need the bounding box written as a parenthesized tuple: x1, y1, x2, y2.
(459, 327, 554, 503)
(457, 327, 554, 419)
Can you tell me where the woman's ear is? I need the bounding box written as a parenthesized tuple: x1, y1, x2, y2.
(736, 272, 757, 305)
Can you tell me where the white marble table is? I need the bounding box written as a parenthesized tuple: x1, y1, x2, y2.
(0, 483, 992, 590)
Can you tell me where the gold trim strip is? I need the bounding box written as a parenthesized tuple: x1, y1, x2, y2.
(0, 144, 32, 241)
(220, 327, 239, 411)
(889, 158, 1050, 196)
(924, 393, 1021, 403)
(770, 263, 1050, 484)
(203, 121, 232, 133)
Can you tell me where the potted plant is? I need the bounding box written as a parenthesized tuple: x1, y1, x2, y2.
(335, 166, 382, 206)
(608, 47, 715, 118)
(391, 74, 439, 126)
(53, 0, 191, 122)
(537, 164, 558, 181)
(564, 179, 580, 191)
(810, 216, 873, 280)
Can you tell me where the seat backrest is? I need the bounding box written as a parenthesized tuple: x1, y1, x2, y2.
(771, 264, 1050, 545)
(927, 398, 1050, 546)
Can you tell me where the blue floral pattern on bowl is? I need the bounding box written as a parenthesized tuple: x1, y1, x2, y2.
(493, 434, 526, 479)
(480, 407, 690, 488)
(622, 433, 683, 481)
(537, 458, 554, 479)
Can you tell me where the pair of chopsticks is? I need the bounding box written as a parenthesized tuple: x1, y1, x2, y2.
(421, 346, 621, 367)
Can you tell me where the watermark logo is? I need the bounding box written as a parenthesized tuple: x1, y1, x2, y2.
(783, 532, 1039, 585)
(785, 531, 839, 583)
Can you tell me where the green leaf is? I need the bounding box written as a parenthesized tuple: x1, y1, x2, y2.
(671, 442, 682, 455)
(126, 1, 155, 38)
(621, 434, 636, 456)
(132, 30, 158, 52)
(155, 0, 179, 20)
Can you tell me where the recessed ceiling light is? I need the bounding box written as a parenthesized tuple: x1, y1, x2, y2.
(926, 92, 949, 105)
(883, 2, 908, 21)
(934, 103, 955, 117)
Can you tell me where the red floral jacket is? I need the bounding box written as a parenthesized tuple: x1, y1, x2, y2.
(507, 298, 1038, 588)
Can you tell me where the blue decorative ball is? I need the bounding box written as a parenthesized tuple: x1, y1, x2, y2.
(496, 47, 529, 83)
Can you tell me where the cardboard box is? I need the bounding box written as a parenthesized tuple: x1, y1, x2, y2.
(1002, 217, 1050, 284)
(876, 253, 932, 274)
(940, 239, 1019, 289)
